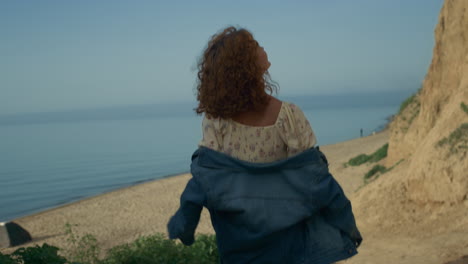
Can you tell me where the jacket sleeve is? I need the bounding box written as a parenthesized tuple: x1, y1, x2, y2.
(316, 172, 363, 248)
(167, 177, 206, 245)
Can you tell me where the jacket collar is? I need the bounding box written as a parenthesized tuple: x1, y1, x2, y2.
(192, 146, 327, 172)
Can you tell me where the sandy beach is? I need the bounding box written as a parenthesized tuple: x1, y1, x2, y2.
(1, 131, 387, 253)
(2, 130, 466, 263)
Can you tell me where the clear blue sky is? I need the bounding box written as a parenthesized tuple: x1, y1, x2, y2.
(1, 0, 443, 114)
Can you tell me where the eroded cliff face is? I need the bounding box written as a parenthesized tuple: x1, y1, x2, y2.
(343, 2, 468, 261)
(386, 0, 468, 204)
(352, 0, 468, 241)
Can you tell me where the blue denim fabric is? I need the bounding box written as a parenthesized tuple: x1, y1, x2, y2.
(168, 147, 362, 264)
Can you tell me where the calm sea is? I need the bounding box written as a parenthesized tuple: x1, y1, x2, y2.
(0, 92, 409, 221)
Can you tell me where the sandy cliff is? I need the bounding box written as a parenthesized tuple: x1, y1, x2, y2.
(386, 0, 468, 204)
(350, 0, 468, 262)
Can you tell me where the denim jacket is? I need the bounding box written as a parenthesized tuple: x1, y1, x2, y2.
(168, 147, 362, 264)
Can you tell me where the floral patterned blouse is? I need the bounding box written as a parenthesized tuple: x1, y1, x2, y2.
(199, 102, 317, 163)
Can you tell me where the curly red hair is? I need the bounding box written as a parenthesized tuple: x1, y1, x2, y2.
(194, 26, 278, 119)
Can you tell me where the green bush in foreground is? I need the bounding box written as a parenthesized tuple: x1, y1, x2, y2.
(102, 233, 218, 264)
(65, 223, 100, 264)
(0, 233, 218, 264)
(0, 253, 18, 264)
(0, 244, 68, 264)
(348, 143, 389, 166)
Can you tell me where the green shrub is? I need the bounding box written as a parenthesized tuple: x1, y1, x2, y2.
(0, 253, 18, 264)
(461, 102, 468, 115)
(102, 233, 218, 264)
(348, 154, 371, 166)
(1, 232, 219, 264)
(64, 223, 100, 264)
(63, 222, 218, 264)
(347, 143, 388, 166)
(368, 144, 389, 163)
(358, 159, 404, 187)
(364, 165, 387, 180)
(0, 244, 68, 264)
(437, 123, 468, 154)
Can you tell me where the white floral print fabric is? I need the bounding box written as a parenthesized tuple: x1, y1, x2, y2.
(199, 102, 317, 163)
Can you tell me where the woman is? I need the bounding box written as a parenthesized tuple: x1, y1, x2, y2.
(168, 26, 362, 264)
(195, 26, 316, 163)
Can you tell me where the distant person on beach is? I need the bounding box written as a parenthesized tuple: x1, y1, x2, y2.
(168, 26, 362, 263)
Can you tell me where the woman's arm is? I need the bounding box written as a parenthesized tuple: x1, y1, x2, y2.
(167, 177, 206, 245)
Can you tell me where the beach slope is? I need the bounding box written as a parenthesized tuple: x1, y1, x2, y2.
(2, 130, 466, 263)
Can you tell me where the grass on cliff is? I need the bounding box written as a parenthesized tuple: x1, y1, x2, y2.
(435, 103, 468, 154)
(437, 123, 468, 154)
(397, 91, 421, 133)
(461, 102, 468, 115)
(363, 159, 404, 184)
(347, 143, 388, 166)
(364, 165, 387, 180)
(398, 94, 417, 114)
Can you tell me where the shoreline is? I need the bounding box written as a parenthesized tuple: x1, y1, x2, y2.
(4, 171, 191, 224)
(5, 129, 389, 224)
(2, 170, 190, 223)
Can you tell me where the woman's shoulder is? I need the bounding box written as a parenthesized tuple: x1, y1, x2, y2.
(281, 100, 301, 110)
(277, 100, 305, 119)
(266, 96, 305, 116)
(276, 100, 317, 150)
(276, 100, 312, 134)
(202, 114, 228, 132)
